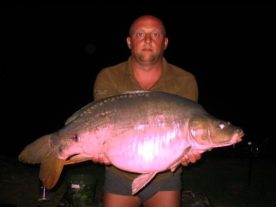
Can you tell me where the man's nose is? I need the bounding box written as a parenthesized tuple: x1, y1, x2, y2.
(144, 33, 152, 43)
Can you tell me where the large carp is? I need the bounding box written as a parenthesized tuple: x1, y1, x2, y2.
(18, 90, 244, 194)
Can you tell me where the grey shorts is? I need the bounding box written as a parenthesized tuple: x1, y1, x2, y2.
(104, 170, 182, 202)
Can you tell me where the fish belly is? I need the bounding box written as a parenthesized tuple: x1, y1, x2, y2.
(104, 127, 187, 173)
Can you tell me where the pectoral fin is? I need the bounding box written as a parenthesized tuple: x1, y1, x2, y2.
(132, 172, 157, 195)
(170, 146, 192, 172)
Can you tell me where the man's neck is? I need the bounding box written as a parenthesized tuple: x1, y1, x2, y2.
(131, 60, 163, 89)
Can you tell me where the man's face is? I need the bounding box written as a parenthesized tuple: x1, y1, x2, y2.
(127, 17, 168, 65)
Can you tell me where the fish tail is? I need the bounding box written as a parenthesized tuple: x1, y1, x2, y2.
(18, 134, 52, 164)
(39, 152, 65, 189)
(18, 133, 65, 189)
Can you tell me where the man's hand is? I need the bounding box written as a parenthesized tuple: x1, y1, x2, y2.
(181, 150, 201, 166)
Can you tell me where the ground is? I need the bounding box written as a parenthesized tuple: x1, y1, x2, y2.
(0, 152, 275, 207)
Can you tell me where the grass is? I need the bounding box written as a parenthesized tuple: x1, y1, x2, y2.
(0, 152, 275, 207)
(182, 152, 276, 207)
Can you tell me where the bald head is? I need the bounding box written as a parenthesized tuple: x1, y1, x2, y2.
(129, 15, 166, 36)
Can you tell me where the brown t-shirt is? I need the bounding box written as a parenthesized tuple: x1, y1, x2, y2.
(93, 57, 198, 182)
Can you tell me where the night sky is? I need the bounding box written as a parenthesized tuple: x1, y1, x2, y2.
(1, 3, 275, 157)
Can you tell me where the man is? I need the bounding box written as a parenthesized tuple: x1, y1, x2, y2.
(94, 15, 201, 207)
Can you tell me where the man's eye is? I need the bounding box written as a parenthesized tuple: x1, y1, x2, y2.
(136, 32, 145, 38)
(151, 32, 160, 39)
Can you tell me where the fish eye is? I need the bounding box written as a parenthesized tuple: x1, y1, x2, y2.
(219, 123, 226, 129)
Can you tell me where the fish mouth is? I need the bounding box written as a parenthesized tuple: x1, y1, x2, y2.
(209, 129, 244, 148)
(235, 129, 245, 143)
(226, 130, 244, 147)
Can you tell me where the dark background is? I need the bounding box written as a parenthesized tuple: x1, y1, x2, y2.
(1, 3, 275, 157)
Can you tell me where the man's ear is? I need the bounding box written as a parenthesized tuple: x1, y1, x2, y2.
(126, 37, 131, 49)
(164, 37, 169, 50)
